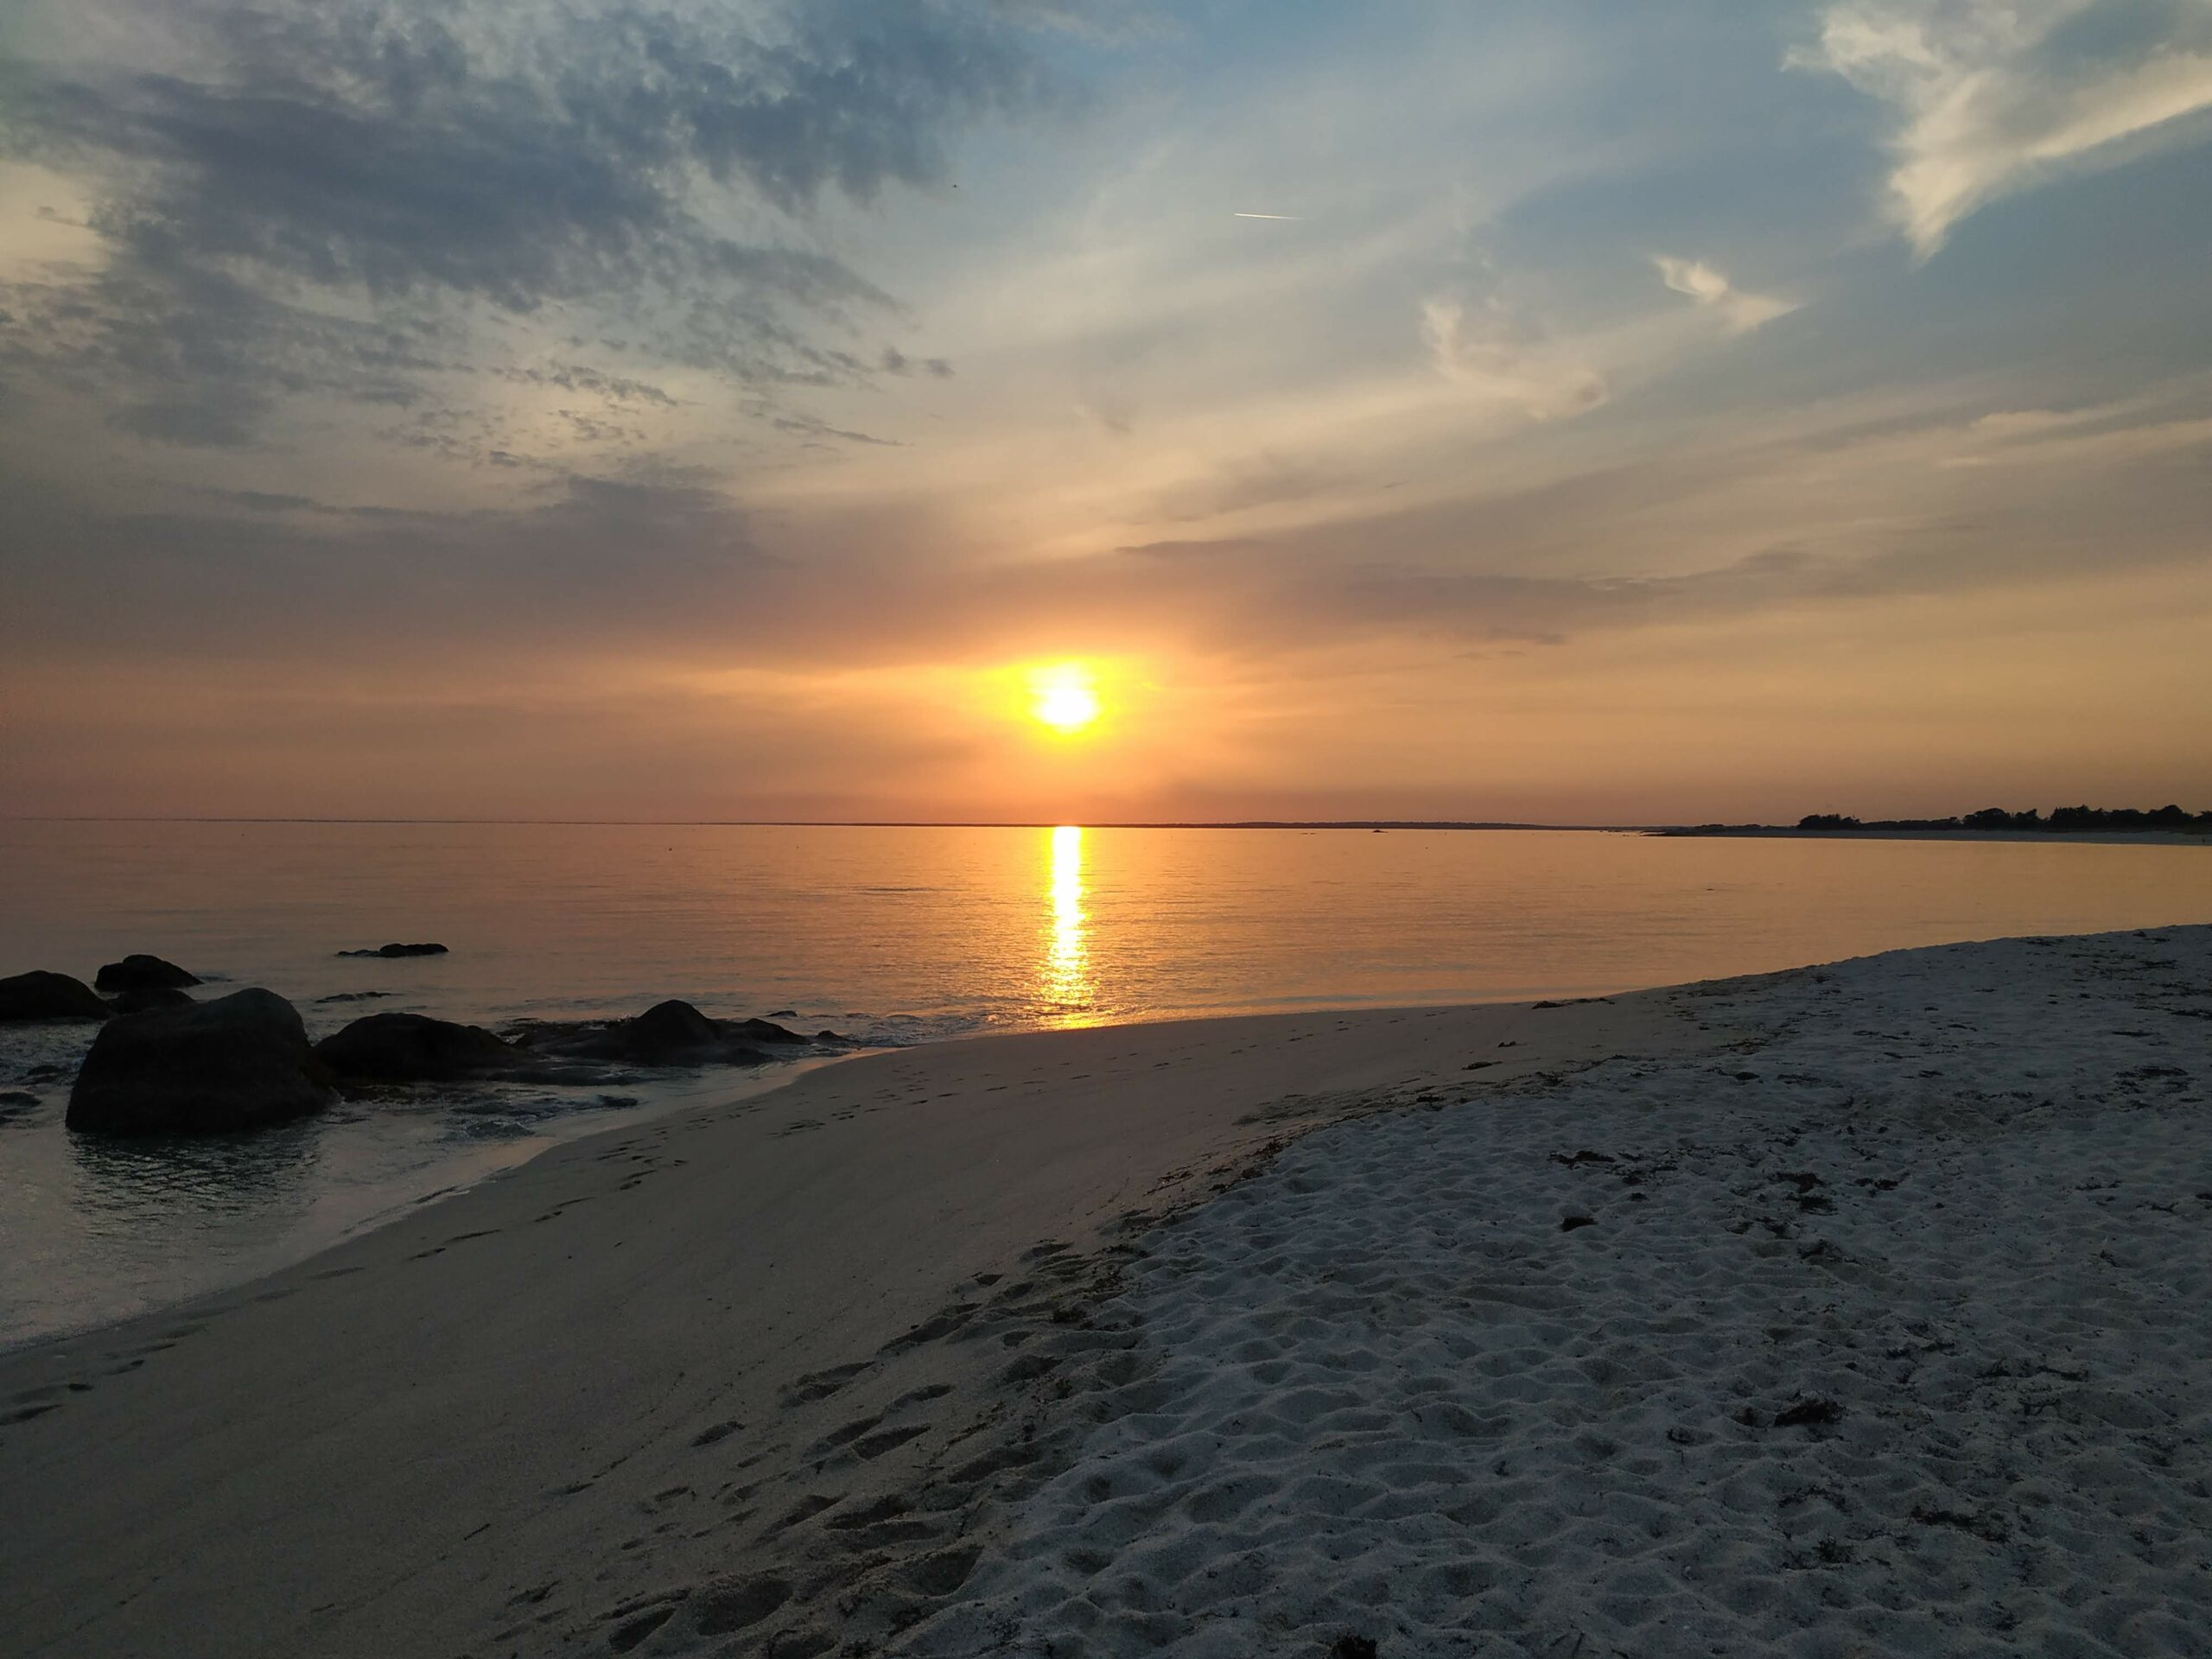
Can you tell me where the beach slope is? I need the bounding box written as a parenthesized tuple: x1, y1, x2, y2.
(0, 991, 1687, 1658)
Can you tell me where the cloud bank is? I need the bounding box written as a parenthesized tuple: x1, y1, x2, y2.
(0, 0, 1058, 449)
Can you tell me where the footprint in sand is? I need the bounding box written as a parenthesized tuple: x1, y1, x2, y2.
(779, 1360, 871, 1407)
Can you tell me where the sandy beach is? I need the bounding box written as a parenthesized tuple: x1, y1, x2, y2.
(3, 926, 2208, 1657)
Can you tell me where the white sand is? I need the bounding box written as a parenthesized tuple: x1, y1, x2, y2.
(903, 928, 2212, 1657)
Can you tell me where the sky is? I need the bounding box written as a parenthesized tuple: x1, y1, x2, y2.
(3, 0, 2209, 824)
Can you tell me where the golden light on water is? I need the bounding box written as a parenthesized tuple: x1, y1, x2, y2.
(1039, 823, 1096, 1022)
(1027, 663, 1100, 734)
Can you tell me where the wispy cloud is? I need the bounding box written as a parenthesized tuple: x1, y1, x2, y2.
(1651, 255, 1798, 332)
(1796, 0, 2212, 254)
(1419, 293, 1607, 422)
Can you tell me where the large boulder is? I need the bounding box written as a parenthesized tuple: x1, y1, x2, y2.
(92, 954, 200, 993)
(314, 1012, 533, 1084)
(0, 970, 111, 1022)
(337, 942, 449, 958)
(67, 988, 335, 1135)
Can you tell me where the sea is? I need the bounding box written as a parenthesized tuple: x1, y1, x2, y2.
(5, 818, 2209, 1347)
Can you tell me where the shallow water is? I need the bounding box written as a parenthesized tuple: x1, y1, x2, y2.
(3, 820, 2209, 1347)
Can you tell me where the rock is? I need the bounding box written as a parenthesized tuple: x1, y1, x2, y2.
(66, 988, 335, 1135)
(314, 1013, 531, 1084)
(626, 999, 726, 1058)
(514, 1000, 779, 1067)
(0, 970, 112, 1022)
(109, 986, 196, 1015)
(92, 954, 201, 993)
(315, 991, 392, 1003)
(336, 943, 449, 958)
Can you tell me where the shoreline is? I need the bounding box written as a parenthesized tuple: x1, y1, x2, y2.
(3, 928, 2206, 1656)
(0, 1051, 872, 1356)
(1655, 826, 2210, 846)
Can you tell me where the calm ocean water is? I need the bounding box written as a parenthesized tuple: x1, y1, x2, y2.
(4, 820, 2209, 1346)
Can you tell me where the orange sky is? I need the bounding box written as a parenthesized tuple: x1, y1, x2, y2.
(3, 1, 2209, 823)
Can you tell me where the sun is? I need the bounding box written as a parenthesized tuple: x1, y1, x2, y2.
(1036, 683, 1099, 731)
(1028, 664, 1101, 734)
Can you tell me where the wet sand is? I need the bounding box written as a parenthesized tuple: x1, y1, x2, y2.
(0, 991, 1690, 1657)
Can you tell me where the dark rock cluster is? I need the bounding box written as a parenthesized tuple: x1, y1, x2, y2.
(7, 943, 845, 1135)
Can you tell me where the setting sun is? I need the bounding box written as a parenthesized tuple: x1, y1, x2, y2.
(1029, 664, 1101, 734)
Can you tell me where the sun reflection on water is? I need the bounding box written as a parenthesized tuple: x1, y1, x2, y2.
(1039, 823, 1096, 1024)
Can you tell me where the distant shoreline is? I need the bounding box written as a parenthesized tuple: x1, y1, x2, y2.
(1657, 826, 2211, 846)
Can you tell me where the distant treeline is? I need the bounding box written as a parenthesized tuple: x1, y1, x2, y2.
(1795, 805, 2210, 833)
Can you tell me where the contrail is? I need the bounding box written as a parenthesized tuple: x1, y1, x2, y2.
(1233, 212, 1303, 220)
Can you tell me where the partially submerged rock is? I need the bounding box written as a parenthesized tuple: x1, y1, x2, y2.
(314, 1012, 537, 1084)
(67, 988, 335, 1135)
(337, 943, 450, 958)
(0, 970, 111, 1022)
(92, 954, 200, 993)
(512, 1001, 810, 1067)
(623, 998, 726, 1058)
(109, 986, 196, 1015)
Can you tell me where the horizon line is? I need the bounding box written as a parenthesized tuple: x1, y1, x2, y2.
(3, 816, 1640, 831)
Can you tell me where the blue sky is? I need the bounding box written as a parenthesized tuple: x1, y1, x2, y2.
(3, 0, 2209, 819)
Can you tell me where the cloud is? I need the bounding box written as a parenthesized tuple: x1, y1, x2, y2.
(1419, 293, 1608, 421)
(0, 464, 772, 671)
(1796, 0, 2212, 254)
(1142, 451, 1361, 524)
(18, 378, 2207, 686)
(1651, 255, 1798, 332)
(0, 0, 1058, 449)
